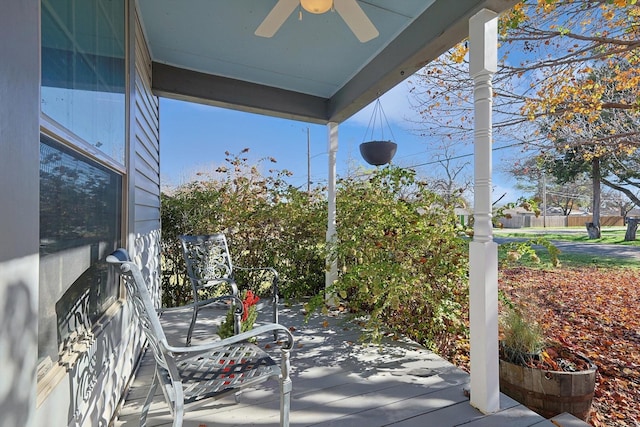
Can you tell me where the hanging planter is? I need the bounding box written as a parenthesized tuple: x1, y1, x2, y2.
(359, 140, 397, 166)
(359, 98, 398, 166)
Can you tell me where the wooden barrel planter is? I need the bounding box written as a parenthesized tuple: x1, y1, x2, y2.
(499, 357, 597, 422)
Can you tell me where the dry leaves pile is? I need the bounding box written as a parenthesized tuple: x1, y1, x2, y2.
(449, 267, 640, 425)
(498, 267, 640, 426)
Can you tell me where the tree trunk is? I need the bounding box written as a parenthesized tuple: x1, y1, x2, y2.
(586, 222, 600, 239)
(625, 217, 639, 241)
(587, 157, 601, 239)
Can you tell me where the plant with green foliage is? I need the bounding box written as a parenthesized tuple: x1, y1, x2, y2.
(500, 306, 546, 366)
(501, 237, 561, 268)
(218, 290, 260, 340)
(316, 166, 469, 358)
(493, 197, 541, 227)
(493, 197, 561, 268)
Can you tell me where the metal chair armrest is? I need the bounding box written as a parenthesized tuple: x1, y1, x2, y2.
(163, 323, 294, 355)
(234, 265, 279, 295)
(157, 294, 235, 313)
(234, 265, 278, 278)
(190, 276, 238, 293)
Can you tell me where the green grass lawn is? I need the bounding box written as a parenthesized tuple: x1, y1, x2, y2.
(498, 245, 640, 269)
(495, 227, 640, 269)
(494, 226, 640, 246)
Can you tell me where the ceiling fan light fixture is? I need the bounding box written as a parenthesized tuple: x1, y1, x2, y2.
(300, 0, 332, 14)
(255, 0, 378, 42)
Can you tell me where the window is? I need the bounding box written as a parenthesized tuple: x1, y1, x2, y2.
(41, 0, 126, 163)
(38, 0, 126, 379)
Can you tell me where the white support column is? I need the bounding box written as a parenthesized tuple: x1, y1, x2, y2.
(325, 122, 339, 304)
(469, 8, 500, 414)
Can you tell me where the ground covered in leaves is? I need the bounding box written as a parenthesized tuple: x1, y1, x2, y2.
(489, 267, 640, 426)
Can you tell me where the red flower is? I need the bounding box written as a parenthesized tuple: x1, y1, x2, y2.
(241, 291, 260, 321)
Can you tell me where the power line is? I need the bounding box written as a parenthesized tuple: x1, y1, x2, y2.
(545, 189, 588, 199)
(288, 141, 529, 187)
(407, 141, 527, 169)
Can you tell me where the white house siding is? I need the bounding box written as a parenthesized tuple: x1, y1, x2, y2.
(130, 10, 162, 304)
(33, 5, 161, 427)
(0, 2, 41, 427)
(34, 303, 141, 427)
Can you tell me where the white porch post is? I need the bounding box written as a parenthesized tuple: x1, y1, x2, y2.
(325, 122, 339, 304)
(469, 9, 500, 414)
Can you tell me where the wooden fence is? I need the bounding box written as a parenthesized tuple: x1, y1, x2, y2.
(566, 215, 624, 227)
(498, 215, 624, 228)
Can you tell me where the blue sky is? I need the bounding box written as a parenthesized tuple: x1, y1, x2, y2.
(159, 80, 521, 203)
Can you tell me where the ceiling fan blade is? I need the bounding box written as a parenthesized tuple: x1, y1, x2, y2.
(255, 0, 299, 38)
(334, 0, 379, 43)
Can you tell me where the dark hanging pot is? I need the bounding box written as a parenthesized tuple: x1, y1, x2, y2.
(359, 140, 397, 166)
(359, 98, 398, 166)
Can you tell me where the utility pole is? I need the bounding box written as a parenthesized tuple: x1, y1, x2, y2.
(542, 170, 547, 228)
(307, 127, 311, 195)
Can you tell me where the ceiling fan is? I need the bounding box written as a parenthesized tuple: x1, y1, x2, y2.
(255, 0, 379, 43)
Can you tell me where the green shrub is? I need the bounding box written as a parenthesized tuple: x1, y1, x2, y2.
(161, 155, 471, 359)
(160, 150, 326, 307)
(319, 166, 470, 357)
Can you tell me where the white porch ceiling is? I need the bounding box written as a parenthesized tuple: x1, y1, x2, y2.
(137, 0, 517, 123)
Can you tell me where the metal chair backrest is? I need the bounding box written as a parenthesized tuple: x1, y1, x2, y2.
(178, 233, 281, 345)
(179, 233, 233, 283)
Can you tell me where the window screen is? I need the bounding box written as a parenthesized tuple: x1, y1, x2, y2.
(38, 135, 122, 374)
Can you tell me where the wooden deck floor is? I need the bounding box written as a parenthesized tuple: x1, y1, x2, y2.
(114, 304, 559, 427)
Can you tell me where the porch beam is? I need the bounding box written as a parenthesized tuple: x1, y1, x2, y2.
(325, 122, 338, 304)
(152, 62, 329, 124)
(328, 0, 507, 123)
(468, 8, 500, 414)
